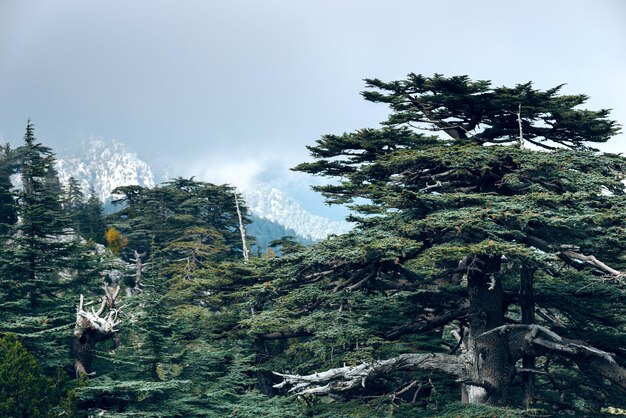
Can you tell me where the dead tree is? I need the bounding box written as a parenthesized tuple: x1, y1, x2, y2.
(73, 284, 121, 377)
(129, 250, 147, 295)
(234, 192, 250, 263)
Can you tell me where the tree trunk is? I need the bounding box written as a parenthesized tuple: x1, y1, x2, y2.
(465, 255, 514, 405)
(72, 291, 121, 377)
(73, 328, 97, 376)
(520, 265, 535, 408)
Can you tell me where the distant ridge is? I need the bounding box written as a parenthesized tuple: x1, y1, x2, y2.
(55, 138, 351, 244)
(241, 183, 351, 241)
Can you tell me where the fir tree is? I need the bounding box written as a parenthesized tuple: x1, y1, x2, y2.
(4, 120, 76, 307)
(0, 122, 103, 409)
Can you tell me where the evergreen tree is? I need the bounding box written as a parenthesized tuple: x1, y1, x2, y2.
(0, 122, 106, 416)
(63, 176, 85, 232)
(109, 178, 252, 264)
(72, 178, 262, 415)
(2, 120, 76, 307)
(0, 334, 59, 417)
(255, 74, 626, 415)
(78, 185, 105, 244)
(0, 143, 18, 236)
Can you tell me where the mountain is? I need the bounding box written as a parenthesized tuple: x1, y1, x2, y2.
(56, 139, 351, 244)
(241, 183, 351, 241)
(247, 214, 314, 255)
(56, 138, 156, 202)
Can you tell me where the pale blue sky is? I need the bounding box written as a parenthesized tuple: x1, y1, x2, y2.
(1, 0, 624, 216)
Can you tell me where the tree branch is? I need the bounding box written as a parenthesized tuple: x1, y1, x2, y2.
(273, 353, 465, 396)
(386, 306, 468, 340)
(259, 331, 313, 340)
(478, 324, 626, 392)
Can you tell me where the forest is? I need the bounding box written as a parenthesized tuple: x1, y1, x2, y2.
(1, 73, 625, 417)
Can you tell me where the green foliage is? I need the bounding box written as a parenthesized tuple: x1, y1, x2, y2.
(267, 74, 626, 414)
(2, 75, 626, 416)
(0, 333, 69, 417)
(109, 178, 252, 263)
(361, 73, 620, 149)
(79, 186, 106, 243)
(0, 143, 18, 235)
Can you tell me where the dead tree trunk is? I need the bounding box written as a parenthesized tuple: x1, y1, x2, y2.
(129, 250, 147, 295)
(72, 285, 121, 377)
(234, 192, 250, 263)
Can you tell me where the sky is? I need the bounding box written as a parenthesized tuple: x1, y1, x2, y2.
(0, 0, 625, 218)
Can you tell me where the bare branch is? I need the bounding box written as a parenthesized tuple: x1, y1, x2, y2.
(73, 288, 123, 377)
(273, 353, 465, 396)
(234, 192, 250, 263)
(517, 103, 524, 149)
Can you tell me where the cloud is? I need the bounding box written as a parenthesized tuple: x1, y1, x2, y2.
(182, 153, 268, 189)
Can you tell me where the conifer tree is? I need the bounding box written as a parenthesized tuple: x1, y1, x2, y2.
(0, 143, 18, 236)
(63, 176, 84, 232)
(78, 186, 105, 244)
(0, 334, 58, 417)
(259, 74, 626, 415)
(0, 122, 106, 415)
(0, 120, 77, 308)
(72, 178, 261, 415)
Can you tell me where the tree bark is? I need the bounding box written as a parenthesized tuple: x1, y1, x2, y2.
(465, 254, 513, 405)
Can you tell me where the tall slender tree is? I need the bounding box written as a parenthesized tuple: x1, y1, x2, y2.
(5, 120, 76, 307)
(0, 122, 106, 415)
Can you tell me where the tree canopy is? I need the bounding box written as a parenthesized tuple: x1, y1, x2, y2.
(262, 74, 626, 414)
(0, 75, 625, 417)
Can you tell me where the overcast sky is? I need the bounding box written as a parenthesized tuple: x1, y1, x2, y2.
(1, 0, 625, 217)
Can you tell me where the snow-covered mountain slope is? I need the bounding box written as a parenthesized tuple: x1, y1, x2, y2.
(241, 183, 351, 241)
(56, 138, 156, 202)
(56, 139, 351, 241)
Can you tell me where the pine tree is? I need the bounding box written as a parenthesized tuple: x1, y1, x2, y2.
(0, 334, 58, 417)
(72, 178, 261, 415)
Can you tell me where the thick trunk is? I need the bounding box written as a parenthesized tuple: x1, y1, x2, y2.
(465, 255, 513, 405)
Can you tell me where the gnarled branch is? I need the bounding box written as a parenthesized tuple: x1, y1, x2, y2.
(480, 324, 626, 392)
(73, 285, 122, 377)
(273, 353, 465, 396)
